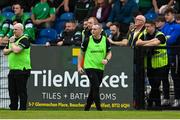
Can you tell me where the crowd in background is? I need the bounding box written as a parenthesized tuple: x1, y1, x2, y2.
(0, 0, 179, 46)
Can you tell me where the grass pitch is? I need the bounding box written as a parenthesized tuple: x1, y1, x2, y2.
(1, 109, 180, 119)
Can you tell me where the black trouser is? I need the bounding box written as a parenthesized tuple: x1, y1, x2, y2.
(170, 55, 180, 99)
(161, 65, 170, 99)
(8, 69, 30, 110)
(147, 66, 169, 106)
(85, 69, 103, 110)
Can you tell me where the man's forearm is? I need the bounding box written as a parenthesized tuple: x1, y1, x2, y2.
(3, 48, 12, 55)
(106, 51, 112, 61)
(78, 51, 84, 68)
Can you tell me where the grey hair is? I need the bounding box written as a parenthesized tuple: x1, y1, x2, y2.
(14, 23, 24, 31)
(93, 23, 103, 30)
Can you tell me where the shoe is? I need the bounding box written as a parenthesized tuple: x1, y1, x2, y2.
(161, 99, 170, 106)
(147, 99, 153, 108)
(96, 104, 102, 111)
(9, 104, 18, 110)
(171, 99, 179, 107)
(97, 107, 102, 111)
(84, 104, 90, 111)
(19, 108, 27, 110)
(155, 101, 161, 107)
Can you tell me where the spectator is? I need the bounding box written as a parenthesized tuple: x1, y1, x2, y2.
(162, 7, 180, 107)
(46, 20, 82, 46)
(0, 0, 11, 10)
(74, 0, 95, 23)
(138, 0, 152, 14)
(11, 2, 35, 43)
(82, 17, 99, 41)
(174, 0, 180, 13)
(155, 16, 171, 106)
(52, 0, 75, 16)
(127, 15, 146, 47)
(92, 0, 111, 25)
(10, 0, 37, 12)
(106, 0, 139, 34)
(136, 20, 168, 108)
(31, 0, 56, 29)
(155, 15, 166, 30)
(76, 18, 89, 42)
(52, 0, 68, 15)
(152, 0, 174, 14)
(175, 14, 180, 23)
(82, 18, 89, 31)
(0, 14, 12, 45)
(162, 8, 175, 40)
(108, 22, 127, 46)
(76, 18, 89, 33)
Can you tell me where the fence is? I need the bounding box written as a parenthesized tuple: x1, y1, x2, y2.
(0, 46, 10, 108)
(134, 46, 180, 110)
(0, 46, 180, 110)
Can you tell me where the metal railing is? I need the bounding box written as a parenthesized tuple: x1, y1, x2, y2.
(134, 46, 180, 110)
(0, 46, 180, 110)
(0, 46, 10, 108)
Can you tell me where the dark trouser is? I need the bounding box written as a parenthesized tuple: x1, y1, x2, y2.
(147, 66, 169, 107)
(85, 69, 103, 110)
(170, 55, 180, 99)
(161, 65, 170, 99)
(8, 69, 30, 110)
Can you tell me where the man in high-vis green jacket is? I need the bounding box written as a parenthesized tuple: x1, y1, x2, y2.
(3, 23, 31, 110)
(136, 20, 169, 108)
(78, 23, 112, 111)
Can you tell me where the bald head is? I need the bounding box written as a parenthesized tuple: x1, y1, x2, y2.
(135, 15, 146, 27)
(13, 23, 24, 37)
(135, 15, 146, 23)
(14, 23, 24, 31)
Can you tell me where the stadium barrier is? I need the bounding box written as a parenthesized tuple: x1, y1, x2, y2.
(0, 46, 180, 110)
(135, 46, 180, 110)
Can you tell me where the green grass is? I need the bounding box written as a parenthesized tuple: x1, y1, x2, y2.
(1, 110, 180, 119)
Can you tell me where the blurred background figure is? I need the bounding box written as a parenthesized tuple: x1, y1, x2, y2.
(52, 0, 76, 16)
(138, 0, 152, 15)
(152, 0, 174, 14)
(0, 12, 12, 45)
(176, 14, 180, 23)
(127, 15, 146, 47)
(155, 15, 166, 30)
(162, 7, 180, 107)
(31, 0, 56, 29)
(82, 17, 99, 41)
(82, 18, 89, 31)
(108, 22, 127, 46)
(106, 0, 139, 35)
(12, 2, 35, 43)
(46, 20, 82, 46)
(91, 0, 111, 28)
(74, 0, 95, 23)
